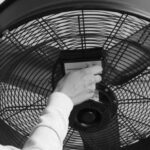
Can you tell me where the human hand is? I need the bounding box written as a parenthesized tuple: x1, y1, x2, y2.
(54, 65, 102, 105)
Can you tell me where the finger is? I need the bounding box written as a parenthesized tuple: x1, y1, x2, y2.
(76, 92, 95, 104)
(89, 83, 96, 93)
(84, 65, 103, 75)
(94, 75, 102, 83)
(84, 75, 102, 86)
(84, 75, 96, 85)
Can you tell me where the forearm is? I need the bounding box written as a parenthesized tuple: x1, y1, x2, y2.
(22, 92, 73, 150)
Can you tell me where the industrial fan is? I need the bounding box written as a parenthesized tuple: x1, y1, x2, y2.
(1, 0, 150, 150)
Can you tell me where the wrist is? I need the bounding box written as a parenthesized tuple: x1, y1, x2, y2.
(45, 92, 74, 118)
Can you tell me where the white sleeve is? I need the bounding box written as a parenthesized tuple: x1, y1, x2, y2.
(0, 145, 20, 150)
(22, 92, 73, 150)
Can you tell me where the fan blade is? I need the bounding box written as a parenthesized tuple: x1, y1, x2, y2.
(63, 127, 84, 150)
(79, 115, 120, 150)
(0, 40, 61, 97)
(103, 25, 150, 85)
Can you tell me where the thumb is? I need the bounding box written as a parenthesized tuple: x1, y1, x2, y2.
(73, 92, 94, 105)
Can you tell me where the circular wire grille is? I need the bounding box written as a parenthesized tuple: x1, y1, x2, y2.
(0, 10, 150, 149)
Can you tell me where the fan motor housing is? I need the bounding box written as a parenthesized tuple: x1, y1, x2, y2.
(69, 84, 117, 132)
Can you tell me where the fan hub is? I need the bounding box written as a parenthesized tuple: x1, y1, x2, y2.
(78, 108, 100, 125)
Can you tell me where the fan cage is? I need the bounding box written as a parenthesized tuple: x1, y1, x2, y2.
(0, 9, 150, 149)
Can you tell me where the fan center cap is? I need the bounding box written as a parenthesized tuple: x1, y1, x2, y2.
(79, 109, 98, 124)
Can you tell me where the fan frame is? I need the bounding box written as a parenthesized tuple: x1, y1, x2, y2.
(1, 0, 150, 150)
